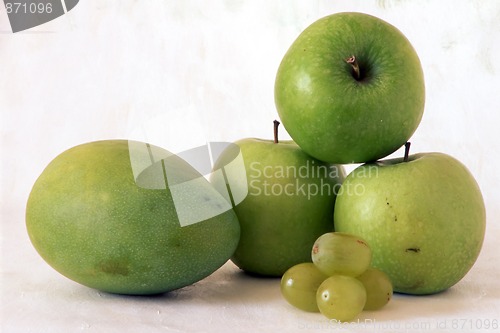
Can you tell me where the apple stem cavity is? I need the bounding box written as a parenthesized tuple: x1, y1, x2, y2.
(404, 142, 411, 162)
(274, 120, 280, 144)
(346, 55, 361, 80)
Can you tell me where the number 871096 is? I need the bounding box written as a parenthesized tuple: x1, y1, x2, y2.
(5, 2, 53, 14)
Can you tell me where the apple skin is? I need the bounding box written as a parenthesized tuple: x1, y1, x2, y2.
(275, 12, 425, 164)
(333, 153, 486, 295)
(211, 138, 345, 276)
(26, 140, 240, 295)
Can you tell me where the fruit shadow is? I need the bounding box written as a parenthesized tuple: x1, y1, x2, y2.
(358, 285, 494, 324)
(169, 268, 282, 305)
(93, 263, 282, 306)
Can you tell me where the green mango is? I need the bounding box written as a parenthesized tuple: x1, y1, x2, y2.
(26, 140, 240, 295)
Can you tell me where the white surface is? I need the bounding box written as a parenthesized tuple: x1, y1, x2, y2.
(1, 1, 500, 332)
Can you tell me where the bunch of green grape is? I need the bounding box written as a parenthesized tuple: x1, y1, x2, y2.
(280, 232, 393, 322)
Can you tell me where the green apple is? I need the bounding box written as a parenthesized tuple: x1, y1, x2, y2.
(275, 12, 425, 164)
(211, 122, 345, 276)
(26, 140, 240, 295)
(333, 150, 486, 294)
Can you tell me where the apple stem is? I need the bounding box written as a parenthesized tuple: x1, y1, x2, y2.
(346, 55, 361, 80)
(273, 120, 280, 144)
(404, 142, 411, 162)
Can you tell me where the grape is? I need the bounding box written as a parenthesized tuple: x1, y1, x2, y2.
(356, 267, 393, 310)
(280, 263, 328, 312)
(316, 275, 367, 321)
(312, 232, 372, 277)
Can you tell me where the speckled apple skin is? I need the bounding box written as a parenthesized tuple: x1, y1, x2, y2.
(275, 12, 425, 164)
(334, 153, 486, 294)
(212, 138, 345, 276)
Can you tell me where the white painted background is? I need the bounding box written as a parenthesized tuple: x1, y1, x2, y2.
(1, 1, 500, 332)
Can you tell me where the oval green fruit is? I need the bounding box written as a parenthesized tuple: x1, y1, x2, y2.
(281, 262, 328, 312)
(356, 267, 393, 310)
(316, 275, 366, 322)
(26, 140, 240, 295)
(312, 232, 372, 277)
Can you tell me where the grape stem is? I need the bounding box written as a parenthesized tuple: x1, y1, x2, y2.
(274, 120, 280, 144)
(404, 142, 411, 162)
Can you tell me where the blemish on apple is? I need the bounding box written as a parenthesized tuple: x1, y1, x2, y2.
(356, 239, 368, 247)
(405, 248, 420, 253)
